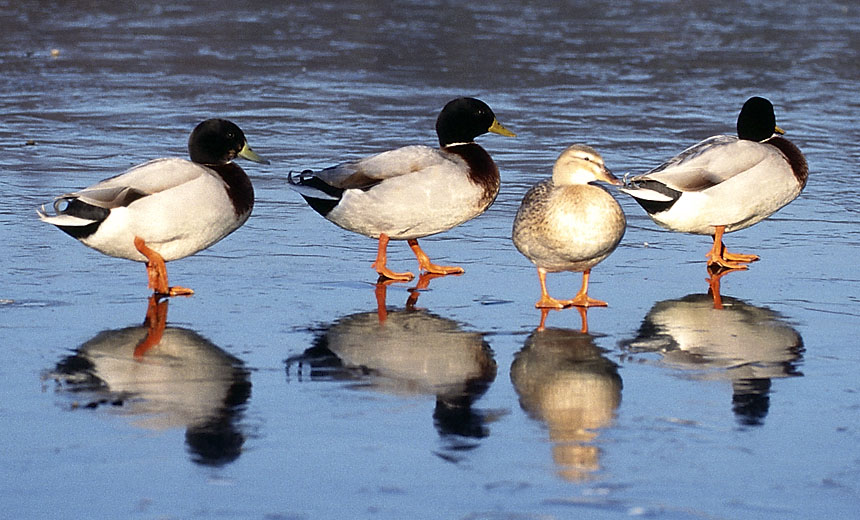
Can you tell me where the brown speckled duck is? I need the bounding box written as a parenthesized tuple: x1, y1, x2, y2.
(513, 144, 626, 309)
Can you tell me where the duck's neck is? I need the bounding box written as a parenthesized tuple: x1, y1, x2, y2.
(444, 142, 500, 209)
(442, 140, 475, 148)
(208, 162, 255, 216)
(764, 136, 808, 189)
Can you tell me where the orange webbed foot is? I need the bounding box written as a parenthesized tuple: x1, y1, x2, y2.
(420, 262, 464, 276)
(163, 286, 194, 297)
(373, 265, 415, 282)
(568, 293, 608, 308)
(706, 226, 758, 270)
(408, 239, 464, 276)
(567, 269, 607, 308)
(705, 253, 751, 271)
(535, 295, 574, 309)
(722, 250, 760, 264)
(135, 237, 194, 297)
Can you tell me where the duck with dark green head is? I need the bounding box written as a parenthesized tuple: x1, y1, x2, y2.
(621, 96, 808, 270)
(38, 118, 268, 296)
(289, 97, 515, 282)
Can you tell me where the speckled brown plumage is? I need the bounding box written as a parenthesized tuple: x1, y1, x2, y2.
(514, 180, 626, 273)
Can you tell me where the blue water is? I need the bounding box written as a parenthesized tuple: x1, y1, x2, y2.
(2, 1, 859, 518)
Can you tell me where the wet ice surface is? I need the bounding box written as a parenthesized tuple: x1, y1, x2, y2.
(2, 1, 859, 518)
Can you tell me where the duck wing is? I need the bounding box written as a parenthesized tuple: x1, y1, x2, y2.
(38, 158, 210, 224)
(313, 145, 454, 187)
(630, 136, 776, 193)
(85, 158, 211, 197)
(289, 145, 461, 206)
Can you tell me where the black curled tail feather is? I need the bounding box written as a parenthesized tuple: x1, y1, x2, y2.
(50, 197, 110, 239)
(627, 180, 682, 215)
(288, 170, 344, 217)
(55, 197, 111, 222)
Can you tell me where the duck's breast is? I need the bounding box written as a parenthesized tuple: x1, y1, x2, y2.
(514, 182, 625, 272)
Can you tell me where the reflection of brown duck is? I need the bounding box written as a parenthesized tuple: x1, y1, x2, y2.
(510, 327, 622, 482)
(620, 294, 803, 426)
(47, 297, 251, 466)
(287, 276, 497, 441)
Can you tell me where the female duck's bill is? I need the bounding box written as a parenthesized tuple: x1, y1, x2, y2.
(288, 97, 515, 282)
(37, 118, 268, 297)
(512, 144, 626, 312)
(620, 96, 808, 271)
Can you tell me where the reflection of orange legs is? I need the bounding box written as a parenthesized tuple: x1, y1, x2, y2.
(706, 226, 759, 270)
(408, 239, 464, 276)
(134, 295, 168, 358)
(134, 237, 193, 297)
(706, 265, 745, 310)
(405, 272, 443, 310)
(372, 234, 414, 282)
(375, 272, 442, 322)
(569, 269, 608, 308)
(377, 272, 443, 320)
(708, 270, 724, 310)
(374, 282, 388, 323)
(575, 306, 589, 333)
(537, 308, 551, 331)
(536, 306, 588, 333)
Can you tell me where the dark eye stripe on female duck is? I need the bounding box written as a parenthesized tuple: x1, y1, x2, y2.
(288, 97, 516, 282)
(620, 96, 807, 270)
(37, 118, 268, 297)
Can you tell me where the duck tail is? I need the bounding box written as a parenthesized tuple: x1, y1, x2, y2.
(287, 170, 341, 199)
(37, 196, 109, 239)
(618, 179, 681, 215)
(287, 170, 343, 217)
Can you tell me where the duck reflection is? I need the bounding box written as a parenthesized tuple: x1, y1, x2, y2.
(48, 296, 251, 466)
(286, 275, 497, 450)
(510, 327, 622, 482)
(707, 265, 744, 309)
(620, 293, 803, 426)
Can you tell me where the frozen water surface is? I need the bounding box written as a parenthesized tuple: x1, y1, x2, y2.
(1, 1, 858, 518)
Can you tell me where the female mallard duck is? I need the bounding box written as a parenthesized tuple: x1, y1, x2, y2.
(37, 118, 268, 296)
(620, 96, 808, 270)
(512, 145, 626, 309)
(288, 97, 515, 282)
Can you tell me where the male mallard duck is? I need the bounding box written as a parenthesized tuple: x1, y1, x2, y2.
(288, 97, 515, 282)
(512, 145, 626, 309)
(38, 118, 268, 296)
(620, 96, 808, 270)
